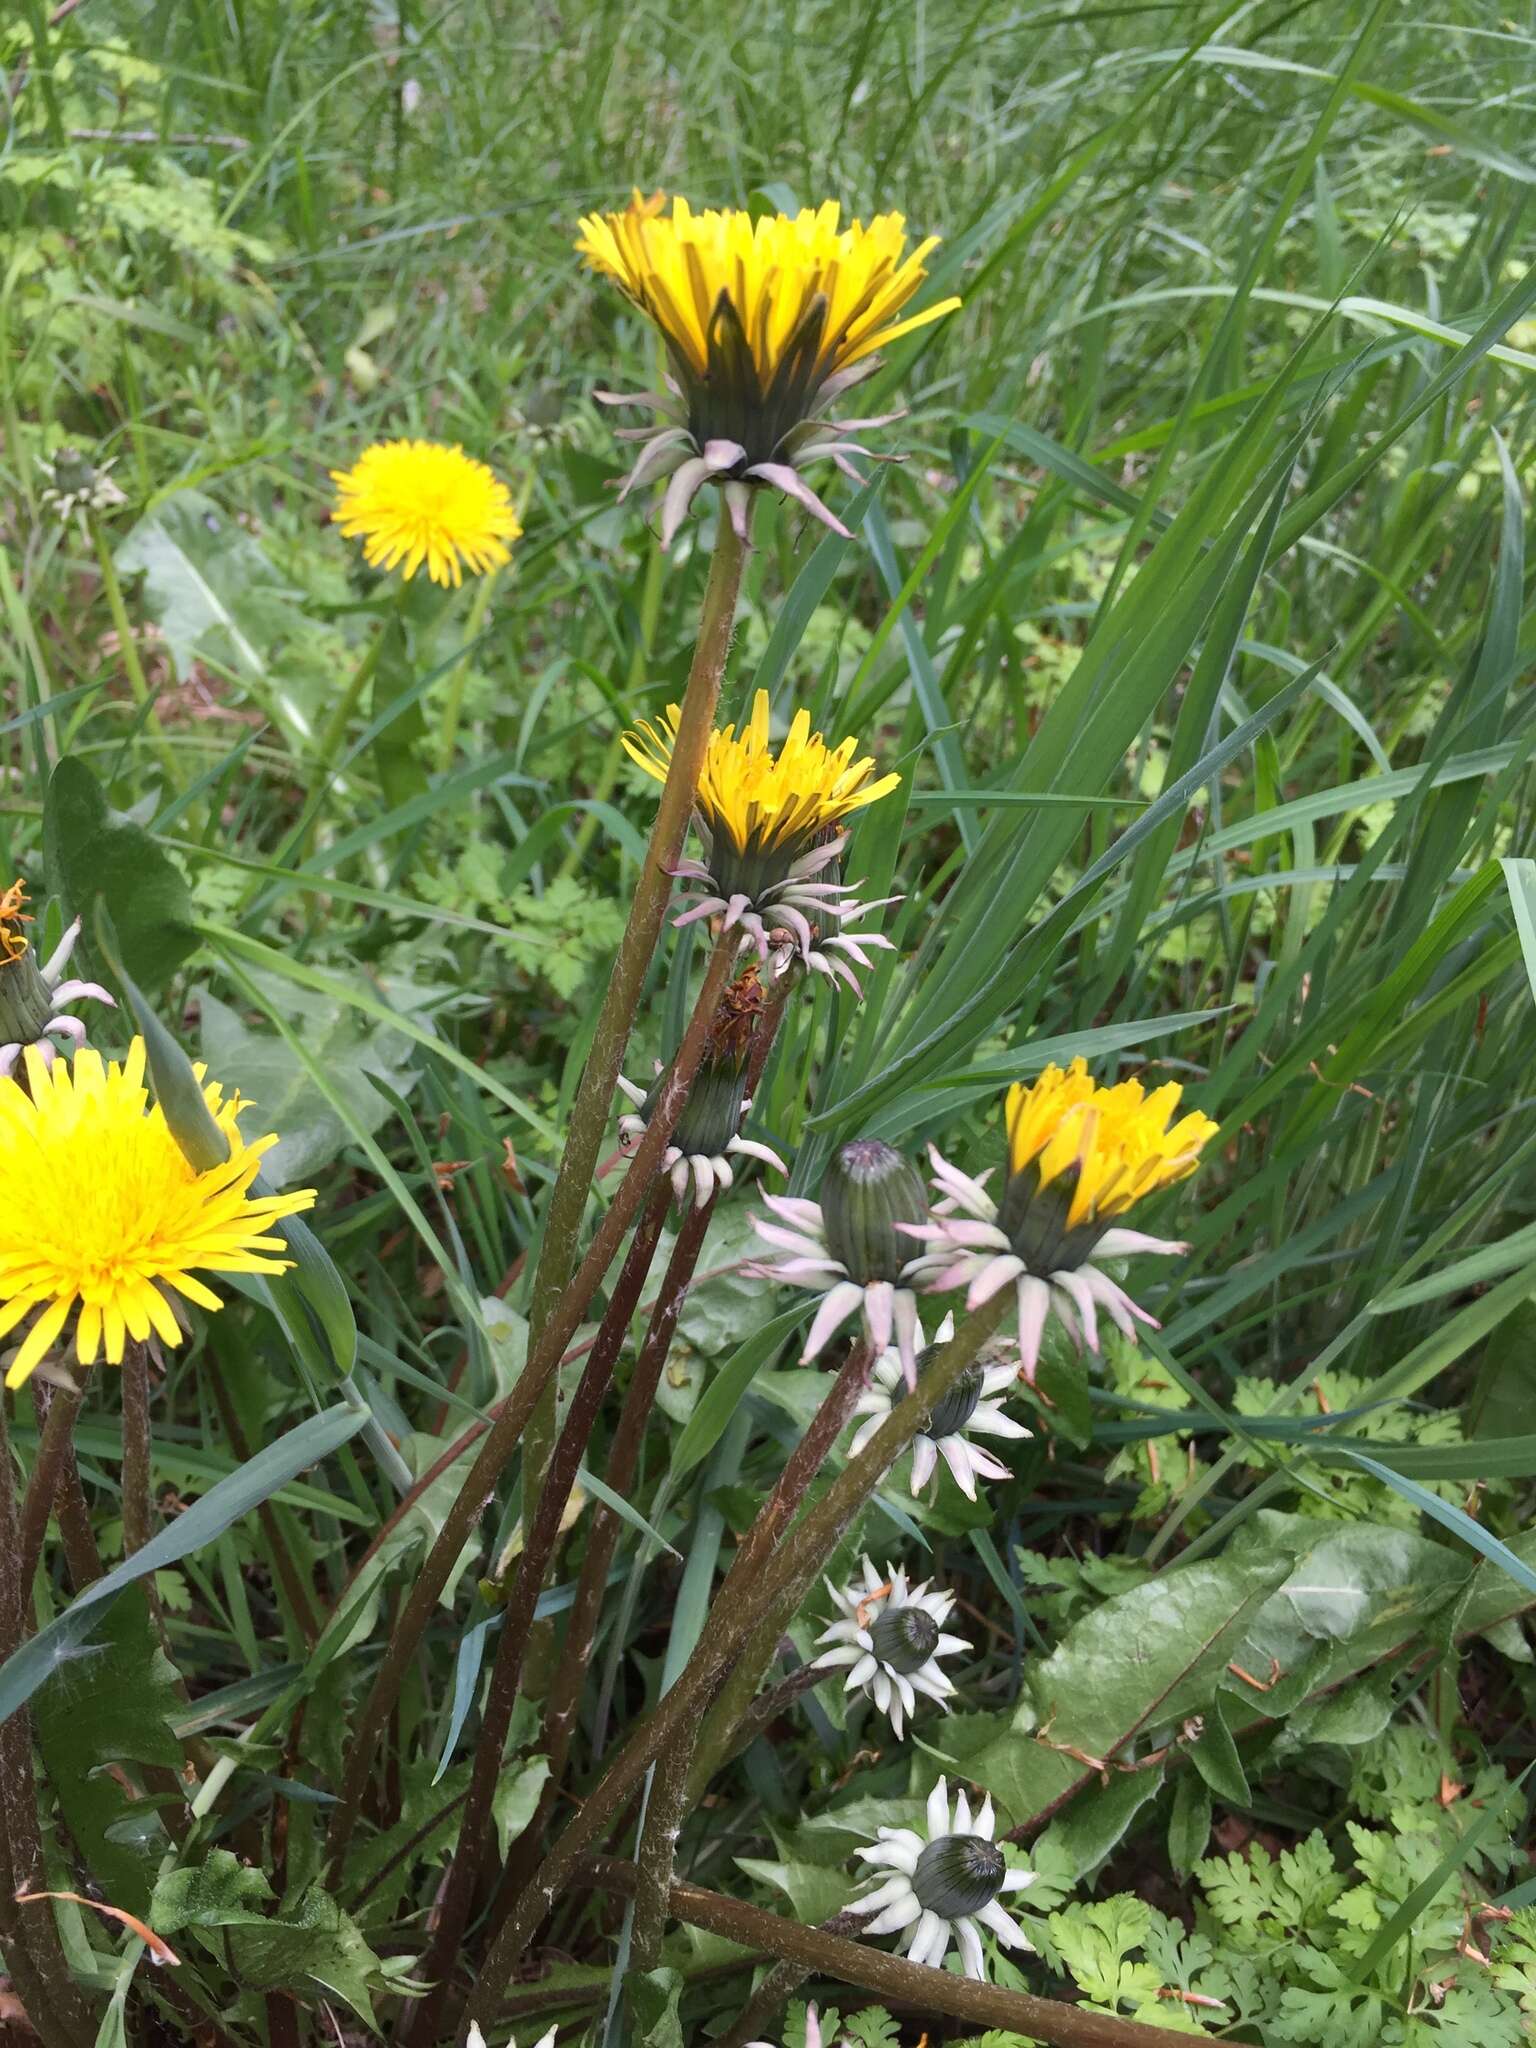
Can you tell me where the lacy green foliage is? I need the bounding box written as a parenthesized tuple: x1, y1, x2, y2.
(418, 852, 627, 1001)
(1231, 1371, 1473, 1523)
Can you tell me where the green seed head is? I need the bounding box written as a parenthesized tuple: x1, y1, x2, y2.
(927, 1361, 985, 1438)
(912, 1834, 1006, 1918)
(868, 1603, 941, 1674)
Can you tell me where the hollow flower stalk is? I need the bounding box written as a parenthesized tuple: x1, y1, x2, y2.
(902, 1060, 1219, 1376)
(576, 193, 960, 543)
(814, 1556, 970, 1738)
(0, 1039, 314, 1387)
(846, 1776, 1034, 1980)
(623, 688, 900, 987)
(849, 1310, 1031, 1499)
(330, 438, 520, 586)
(0, 881, 114, 1077)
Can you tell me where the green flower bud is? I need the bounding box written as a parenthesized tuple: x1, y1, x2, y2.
(820, 1139, 927, 1285)
(927, 1362, 985, 1439)
(912, 1834, 1006, 1919)
(869, 1604, 940, 1674)
(0, 947, 54, 1051)
(642, 1059, 749, 1159)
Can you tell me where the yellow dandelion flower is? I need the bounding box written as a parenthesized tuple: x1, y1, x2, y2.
(624, 688, 900, 858)
(1005, 1059, 1219, 1229)
(575, 193, 961, 544)
(330, 439, 521, 587)
(621, 689, 902, 989)
(904, 1063, 1219, 1379)
(0, 1038, 315, 1387)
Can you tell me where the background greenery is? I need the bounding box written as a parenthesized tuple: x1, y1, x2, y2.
(4, 0, 1536, 2042)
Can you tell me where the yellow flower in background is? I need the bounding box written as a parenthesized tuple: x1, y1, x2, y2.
(330, 439, 521, 587)
(621, 689, 902, 992)
(904, 1063, 1219, 1380)
(623, 688, 901, 860)
(576, 193, 961, 545)
(0, 1039, 315, 1387)
(1004, 1059, 1219, 1228)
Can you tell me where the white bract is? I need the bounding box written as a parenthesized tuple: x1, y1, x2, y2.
(848, 1310, 1031, 1499)
(813, 1557, 969, 1738)
(846, 1775, 1034, 1980)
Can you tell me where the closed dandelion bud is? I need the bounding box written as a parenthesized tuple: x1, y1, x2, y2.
(0, 941, 53, 1051)
(0, 881, 114, 1082)
(868, 1603, 940, 1675)
(926, 1360, 986, 1440)
(912, 1834, 1007, 1919)
(643, 1059, 751, 1162)
(820, 1139, 928, 1285)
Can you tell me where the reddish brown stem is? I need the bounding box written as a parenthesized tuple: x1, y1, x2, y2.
(325, 935, 737, 1878)
(17, 1375, 86, 1592)
(404, 1179, 675, 2045)
(586, 1857, 1190, 2048)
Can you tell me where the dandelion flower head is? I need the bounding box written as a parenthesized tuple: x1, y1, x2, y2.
(330, 439, 521, 587)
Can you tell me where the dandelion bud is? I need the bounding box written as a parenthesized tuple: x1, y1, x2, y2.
(37, 446, 127, 523)
(911, 1834, 1007, 1919)
(0, 883, 114, 1081)
(820, 1139, 928, 1286)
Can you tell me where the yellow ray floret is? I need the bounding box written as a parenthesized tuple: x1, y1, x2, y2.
(622, 689, 901, 855)
(330, 439, 521, 587)
(0, 1039, 315, 1388)
(1005, 1059, 1218, 1229)
(575, 193, 960, 385)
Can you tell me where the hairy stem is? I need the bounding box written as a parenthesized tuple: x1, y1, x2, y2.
(628, 1719, 694, 1977)
(404, 1178, 675, 2046)
(709, 1914, 865, 2048)
(0, 1397, 96, 2048)
(17, 1374, 87, 1592)
(681, 1337, 877, 1805)
(521, 514, 747, 1550)
(466, 1296, 1009, 2028)
(325, 933, 737, 1876)
(586, 1858, 1185, 2048)
(543, 1193, 717, 1794)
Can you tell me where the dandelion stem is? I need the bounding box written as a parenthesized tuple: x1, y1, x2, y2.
(585, 1857, 1183, 2048)
(324, 931, 738, 1878)
(521, 511, 748, 1566)
(540, 1193, 718, 1808)
(655, 1336, 876, 1864)
(468, 1295, 1009, 2028)
(406, 1176, 676, 2047)
(0, 1395, 99, 2048)
(17, 1373, 87, 1593)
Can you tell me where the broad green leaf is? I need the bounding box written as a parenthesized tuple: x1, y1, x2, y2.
(114, 488, 307, 691)
(151, 1850, 276, 1935)
(32, 1592, 183, 1913)
(46, 759, 196, 991)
